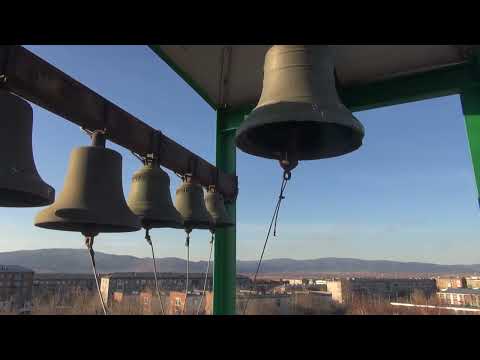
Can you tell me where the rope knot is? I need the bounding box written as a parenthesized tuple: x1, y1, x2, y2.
(145, 228, 152, 246)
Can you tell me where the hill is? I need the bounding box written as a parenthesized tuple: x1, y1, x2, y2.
(1, 249, 479, 275)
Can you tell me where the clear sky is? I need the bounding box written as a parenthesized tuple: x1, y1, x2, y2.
(0, 45, 478, 265)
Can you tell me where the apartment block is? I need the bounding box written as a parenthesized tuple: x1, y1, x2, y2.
(168, 291, 213, 315)
(327, 278, 437, 304)
(100, 272, 208, 303)
(437, 288, 480, 308)
(0, 265, 34, 313)
(465, 277, 480, 290)
(435, 277, 467, 290)
(33, 273, 97, 301)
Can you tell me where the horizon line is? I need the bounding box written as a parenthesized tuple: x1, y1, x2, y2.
(0, 248, 479, 267)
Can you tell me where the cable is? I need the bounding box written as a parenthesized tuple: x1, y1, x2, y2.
(182, 232, 190, 315)
(197, 232, 214, 315)
(145, 228, 166, 315)
(242, 173, 289, 315)
(85, 236, 108, 315)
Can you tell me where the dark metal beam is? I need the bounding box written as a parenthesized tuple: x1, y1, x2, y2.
(0, 45, 238, 201)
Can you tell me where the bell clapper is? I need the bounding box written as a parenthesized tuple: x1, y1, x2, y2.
(84, 234, 108, 316)
(145, 227, 166, 315)
(196, 230, 214, 315)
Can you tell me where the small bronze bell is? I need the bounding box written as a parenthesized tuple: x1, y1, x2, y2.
(204, 185, 234, 231)
(235, 45, 365, 166)
(174, 175, 212, 232)
(0, 91, 54, 207)
(127, 159, 183, 230)
(34, 131, 141, 236)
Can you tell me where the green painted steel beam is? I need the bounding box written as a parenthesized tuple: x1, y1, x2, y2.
(220, 63, 480, 132)
(341, 63, 479, 113)
(213, 109, 239, 315)
(461, 86, 480, 208)
(148, 45, 217, 110)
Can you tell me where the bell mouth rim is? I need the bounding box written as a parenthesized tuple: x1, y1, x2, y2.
(183, 220, 212, 230)
(141, 220, 184, 229)
(34, 221, 141, 233)
(0, 187, 54, 207)
(235, 103, 364, 161)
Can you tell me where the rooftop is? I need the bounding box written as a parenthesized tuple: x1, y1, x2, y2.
(0, 265, 34, 273)
(439, 288, 480, 295)
(34, 273, 95, 280)
(103, 272, 209, 280)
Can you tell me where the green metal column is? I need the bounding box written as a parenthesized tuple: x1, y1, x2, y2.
(213, 109, 243, 315)
(461, 86, 480, 207)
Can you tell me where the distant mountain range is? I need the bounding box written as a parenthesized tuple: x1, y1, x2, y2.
(0, 249, 479, 274)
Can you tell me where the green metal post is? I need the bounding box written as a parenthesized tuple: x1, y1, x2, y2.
(213, 109, 244, 315)
(461, 86, 480, 208)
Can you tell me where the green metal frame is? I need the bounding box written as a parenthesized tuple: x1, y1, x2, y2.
(213, 109, 244, 315)
(461, 86, 480, 207)
(149, 45, 480, 315)
(149, 45, 217, 110)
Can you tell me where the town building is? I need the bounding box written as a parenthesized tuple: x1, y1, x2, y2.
(292, 291, 333, 314)
(100, 272, 211, 303)
(282, 278, 303, 286)
(100, 272, 251, 304)
(237, 294, 291, 315)
(33, 273, 97, 302)
(326, 278, 437, 304)
(305, 279, 328, 286)
(435, 277, 467, 290)
(139, 291, 168, 315)
(465, 276, 480, 290)
(0, 265, 34, 313)
(437, 288, 480, 308)
(168, 291, 213, 315)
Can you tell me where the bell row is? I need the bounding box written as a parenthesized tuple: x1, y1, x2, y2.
(0, 90, 234, 238)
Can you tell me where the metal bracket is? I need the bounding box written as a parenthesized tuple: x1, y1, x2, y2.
(91, 130, 107, 147)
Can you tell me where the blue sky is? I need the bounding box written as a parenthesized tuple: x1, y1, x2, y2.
(0, 45, 478, 265)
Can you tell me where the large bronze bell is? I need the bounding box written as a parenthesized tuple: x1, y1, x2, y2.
(0, 91, 54, 207)
(204, 185, 234, 231)
(174, 175, 212, 232)
(34, 131, 141, 236)
(235, 45, 365, 164)
(127, 159, 183, 229)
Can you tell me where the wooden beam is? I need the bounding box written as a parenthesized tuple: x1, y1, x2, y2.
(0, 45, 238, 201)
